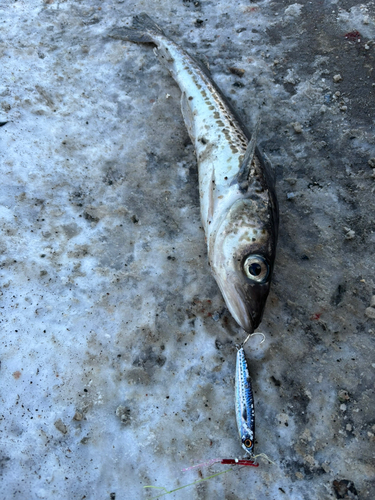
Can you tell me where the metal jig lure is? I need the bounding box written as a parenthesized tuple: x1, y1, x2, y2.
(235, 332, 265, 456)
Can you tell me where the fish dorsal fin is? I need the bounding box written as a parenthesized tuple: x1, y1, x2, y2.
(236, 118, 261, 191)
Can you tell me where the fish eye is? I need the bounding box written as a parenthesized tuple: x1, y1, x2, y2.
(243, 255, 269, 283)
(244, 439, 252, 448)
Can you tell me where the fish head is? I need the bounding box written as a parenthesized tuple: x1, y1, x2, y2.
(209, 198, 277, 332)
(241, 431, 255, 455)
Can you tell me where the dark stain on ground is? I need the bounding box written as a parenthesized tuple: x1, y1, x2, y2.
(132, 346, 166, 374)
(288, 385, 311, 424)
(331, 283, 347, 306)
(83, 211, 99, 223)
(286, 458, 328, 481)
(186, 297, 215, 320)
(115, 406, 131, 426)
(102, 161, 125, 186)
(271, 375, 281, 387)
(333, 479, 359, 499)
(0, 456, 10, 475)
(266, 1, 375, 125)
(214, 336, 235, 356)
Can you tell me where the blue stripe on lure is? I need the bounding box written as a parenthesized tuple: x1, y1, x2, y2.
(235, 347, 255, 455)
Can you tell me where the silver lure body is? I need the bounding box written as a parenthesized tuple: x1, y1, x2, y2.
(235, 347, 255, 455)
(110, 15, 279, 333)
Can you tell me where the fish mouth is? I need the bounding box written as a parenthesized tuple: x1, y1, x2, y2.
(217, 280, 255, 333)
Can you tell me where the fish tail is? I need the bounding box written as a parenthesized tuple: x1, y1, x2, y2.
(109, 13, 164, 44)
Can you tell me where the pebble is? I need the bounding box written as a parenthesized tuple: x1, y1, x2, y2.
(286, 178, 297, 185)
(284, 70, 297, 85)
(292, 122, 303, 133)
(368, 158, 375, 168)
(322, 463, 331, 473)
(340, 105, 348, 112)
(340, 404, 347, 412)
(228, 67, 245, 77)
(116, 405, 131, 424)
(284, 4, 303, 17)
(54, 418, 68, 434)
(338, 389, 350, 402)
(333, 74, 343, 83)
(365, 307, 375, 319)
(344, 227, 355, 240)
(73, 411, 83, 421)
(212, 311, 220, 321)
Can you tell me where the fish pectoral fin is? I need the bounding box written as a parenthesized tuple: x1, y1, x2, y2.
(261, 151, 276, 189)
(236, 117, 261, 190)
(180, 92, 195, 142)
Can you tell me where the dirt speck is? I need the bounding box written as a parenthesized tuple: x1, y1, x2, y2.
(54, 419, 68, 434)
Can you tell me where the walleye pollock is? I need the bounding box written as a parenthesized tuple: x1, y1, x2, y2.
(109, 14, 278, 332)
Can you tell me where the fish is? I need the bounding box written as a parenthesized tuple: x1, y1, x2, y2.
(109, 14, 278, 333)
(235, 347, 255, 456)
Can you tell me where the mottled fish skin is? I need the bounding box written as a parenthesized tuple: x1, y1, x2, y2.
(235, 347, 255, 455)
(109, 14, 278, 333)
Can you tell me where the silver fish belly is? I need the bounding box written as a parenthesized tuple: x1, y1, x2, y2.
(235, 347, 255, 455)
(110, 14, 279, 333)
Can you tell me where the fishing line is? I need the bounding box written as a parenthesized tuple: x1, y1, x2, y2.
(252, 452, 276, 465)
(144, 467, 235, 499)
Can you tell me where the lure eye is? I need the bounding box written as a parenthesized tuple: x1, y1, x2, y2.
(244, 439, 252, 448)
(243, 255, 269, 283)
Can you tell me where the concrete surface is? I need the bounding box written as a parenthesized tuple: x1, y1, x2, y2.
(1, 1, 374, 499)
